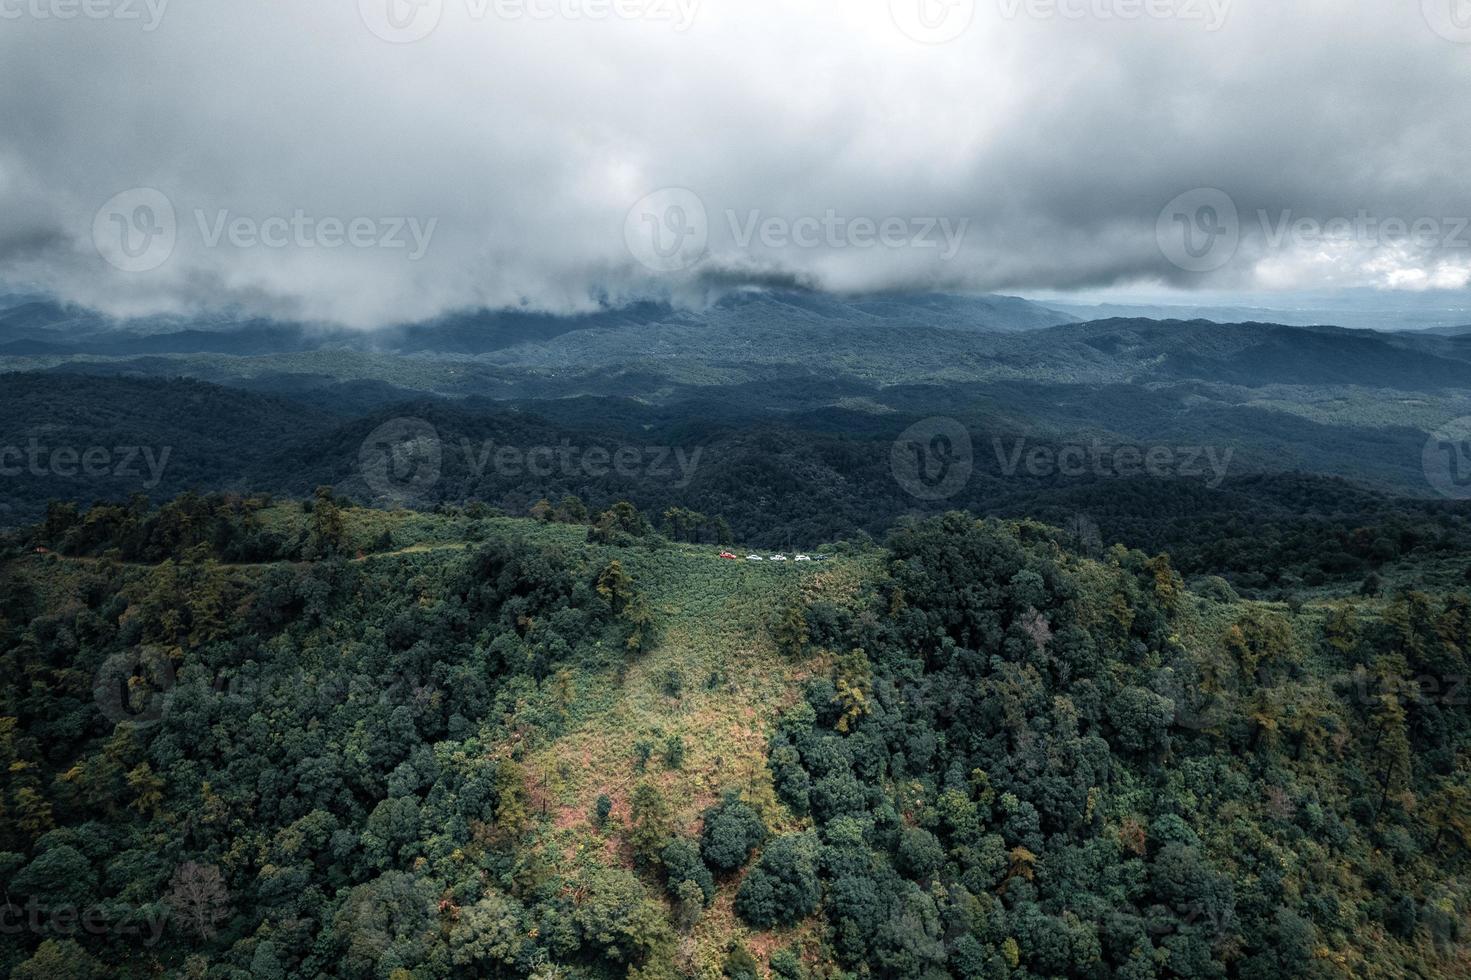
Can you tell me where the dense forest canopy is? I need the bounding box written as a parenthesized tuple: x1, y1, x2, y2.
(4, 371, 1471, 603)
(2, 498, 1468, 977)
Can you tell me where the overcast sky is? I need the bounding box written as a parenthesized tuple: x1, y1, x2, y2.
(1, 0, 1470, 326)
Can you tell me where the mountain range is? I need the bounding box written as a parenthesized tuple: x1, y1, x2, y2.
(3, 288, 1470, 597)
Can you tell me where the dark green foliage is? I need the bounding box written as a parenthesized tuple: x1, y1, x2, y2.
(661, 837, 715, 905)
(663, 733, 687, 770)
(662, 507, 730, 545)
(587, 501, 651, 544)
(723, 943, 760, 980)
(10, 361, 1471, 596)
(0, 519, 661, 977)
(571, 868, 672, 966)
(769, 947, 807, 980)
(895, 826, 944, 880)
(1106, 685, 1176, 756)
(11, 845, 95, 907)
(4, 493, 1471, 979)
(751, 512, 1471, 978)
(733, 832, 822, 929)
(10, 939, 104, 980)
(699, 793, 767, 873)
(768, 742, 811, 815)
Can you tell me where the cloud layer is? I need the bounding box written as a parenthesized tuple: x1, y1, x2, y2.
(1, 0, 1469, 326)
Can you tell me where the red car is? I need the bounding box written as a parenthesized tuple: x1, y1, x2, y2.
(718, 552, 738, 560)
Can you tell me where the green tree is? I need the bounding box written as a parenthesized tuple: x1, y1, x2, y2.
(896, 826, 944, 880)
(628, 781, 673, 867)
(701, 793, 767, 872)
(661, 836, 715, 904)
(12, 939, 103, 980)
(572, 868, 673, 967)
(734, 832, 821, 929)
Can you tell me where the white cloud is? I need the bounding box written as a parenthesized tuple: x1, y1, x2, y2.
(1, 0, 1468, 325)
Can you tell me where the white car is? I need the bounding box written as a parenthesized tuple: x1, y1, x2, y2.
(794, 554, 812, 562)
(746, 554, 764, 562)
(769, 554, 788, 562)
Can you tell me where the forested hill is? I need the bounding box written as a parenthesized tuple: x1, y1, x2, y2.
(2, 500, 1468, 978)
(0, 291, 1077, 359)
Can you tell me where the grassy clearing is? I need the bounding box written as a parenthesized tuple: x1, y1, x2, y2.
(519, 539, 875, 976)
(324, 506, 875, 974)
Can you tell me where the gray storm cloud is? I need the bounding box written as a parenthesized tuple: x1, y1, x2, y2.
(0, 0, 1469, 326)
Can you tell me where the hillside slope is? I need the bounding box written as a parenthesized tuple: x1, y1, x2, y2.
(2, 502, 1469, 977)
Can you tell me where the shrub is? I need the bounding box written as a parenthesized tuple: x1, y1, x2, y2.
(593, 793, 613, 828)
(724, 944, 760, 980)
(770, 947, 807, 980)
(701, 793, 767, 872)
(663, 734, 687, 770)
(661, 837, 714, 904)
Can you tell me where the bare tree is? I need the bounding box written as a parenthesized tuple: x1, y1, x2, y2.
(1064, 513, 1103, 557)
(165, 862, 231, 939)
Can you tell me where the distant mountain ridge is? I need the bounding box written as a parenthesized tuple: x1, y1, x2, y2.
(1046, 290, 1471, 333)
(1415, 323, 1471, 337)
(0, 290, 1078, 359)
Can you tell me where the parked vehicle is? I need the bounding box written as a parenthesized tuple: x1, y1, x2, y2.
(719, 552, 738, 560)
(746, 555, 764, 561)
(769, 554, 788, 562)
(794, 554, 812, 562)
